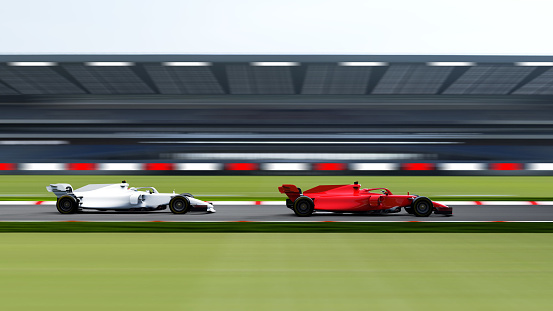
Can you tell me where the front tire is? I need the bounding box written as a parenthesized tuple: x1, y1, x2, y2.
(293, 196, 314, 217)
(411, 197, 433, 217)
(57, 196, 77, 214)
(169, 196, 190, 214)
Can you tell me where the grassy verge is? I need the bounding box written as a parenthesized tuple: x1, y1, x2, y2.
(1, 175, 553, 202)
(1, 233, 552, 311)
(1, 222, 553, 233)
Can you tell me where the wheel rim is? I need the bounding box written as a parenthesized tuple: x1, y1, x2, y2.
(416, 202, 430, 214)
(59, 199, 72, 212)
(173, 199, 186, 212)
(297, 201, 310, 214)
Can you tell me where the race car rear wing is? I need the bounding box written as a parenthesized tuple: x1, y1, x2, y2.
(278, 184, 303, 201)
(46, 183, 73, 198)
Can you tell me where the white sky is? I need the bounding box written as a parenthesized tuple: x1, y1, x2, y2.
(1, 0, 551, 55)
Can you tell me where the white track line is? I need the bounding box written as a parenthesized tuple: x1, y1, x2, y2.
(479, 201, 534, 205)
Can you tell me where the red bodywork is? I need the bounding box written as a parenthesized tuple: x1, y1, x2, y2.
(278, 183, 452, 215)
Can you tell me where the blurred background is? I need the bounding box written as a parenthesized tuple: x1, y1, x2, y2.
(0, 55, 553, 176)
(2, 3, 553, 310)
(1, 0, 552, 178)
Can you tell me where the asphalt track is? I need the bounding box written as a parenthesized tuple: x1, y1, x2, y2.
(2, 203, 553, 221)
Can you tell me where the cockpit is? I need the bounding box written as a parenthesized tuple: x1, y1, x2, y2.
(129, 187, 159, 194)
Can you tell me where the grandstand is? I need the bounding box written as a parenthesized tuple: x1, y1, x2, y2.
(1, 55, 553, 96)
(0, 55, 552, 175)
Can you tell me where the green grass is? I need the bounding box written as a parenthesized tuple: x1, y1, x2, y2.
(1, 175, 553, 201)
(0, 233, 552, 311)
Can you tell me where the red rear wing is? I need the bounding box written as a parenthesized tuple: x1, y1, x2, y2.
(278, 184, 303, 201)
(278, 184, 300, 194)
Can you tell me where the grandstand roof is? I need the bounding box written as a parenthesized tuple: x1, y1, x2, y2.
(1, 55, 553, 97)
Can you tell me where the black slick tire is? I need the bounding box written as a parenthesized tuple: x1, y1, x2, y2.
(293, 196, 314, 217)
(57, 195, 77, 214)
(169, 196, 190, 214)
(411, 197, 433, 217)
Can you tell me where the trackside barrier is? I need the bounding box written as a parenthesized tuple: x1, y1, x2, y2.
(1, 162, 553, 174)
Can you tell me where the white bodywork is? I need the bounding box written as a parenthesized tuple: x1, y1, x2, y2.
(46, 183, 215, 211)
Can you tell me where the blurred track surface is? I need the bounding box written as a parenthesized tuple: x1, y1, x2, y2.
(1, 204, 553, 221)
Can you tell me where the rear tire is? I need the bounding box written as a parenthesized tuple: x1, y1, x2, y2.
(57, 196, 77, 214)
(412, 197, 433, 217)
(293, 197, 314, 217)
(169, 196, 190, 214)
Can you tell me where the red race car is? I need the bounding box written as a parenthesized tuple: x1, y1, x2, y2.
(278, 182, 452, 217)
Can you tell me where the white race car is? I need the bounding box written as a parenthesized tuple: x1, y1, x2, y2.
(46, 181, 216, 214)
